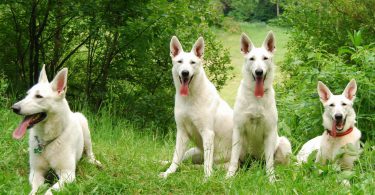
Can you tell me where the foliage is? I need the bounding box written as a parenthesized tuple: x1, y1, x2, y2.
(222, 0, 280, 22)
(0, 73, 9, 106)
(280, 0, 375, 53)
(0, 0, 232, 132)
(278, 0, 375, 142)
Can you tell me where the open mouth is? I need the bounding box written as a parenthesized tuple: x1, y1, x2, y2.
(178, 75, 194, 96)
(252, 73, 267, 98)
(334, 118, 346, 131)
(13, 112, 47, 140)
(330, 117, 346, 137)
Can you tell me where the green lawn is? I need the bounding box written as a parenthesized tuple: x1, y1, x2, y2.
(1, 108, 374, 194)
(214, 22, 289, 106)
(1, 23, 374, 194)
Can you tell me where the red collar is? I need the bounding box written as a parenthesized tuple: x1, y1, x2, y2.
(326, 127, 353, 137)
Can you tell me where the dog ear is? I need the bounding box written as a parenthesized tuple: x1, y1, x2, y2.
(51, 68, 68, 96)
(317, 81, 332, 103)
(192, 37, 204, 58)
(38, 64, 48, 83)
(170, 36, 183, 58)
(262, 31, 276, 53)
(343, 79, 357, 101)
(240, 33, 253, 54)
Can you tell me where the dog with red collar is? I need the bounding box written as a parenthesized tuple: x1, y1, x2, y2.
(297, 79, 362, 170)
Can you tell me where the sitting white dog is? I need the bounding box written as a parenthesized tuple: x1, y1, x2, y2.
(297, 79, 361, 171)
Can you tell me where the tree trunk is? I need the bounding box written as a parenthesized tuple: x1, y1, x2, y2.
(276, 0, 279, 17)
(29, 0, 37, 86)
(51, 0, 63, 76)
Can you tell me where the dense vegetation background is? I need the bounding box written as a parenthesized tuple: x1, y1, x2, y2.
(1, 0, 373, 138)
(0, 0, 233, 129)
(0, 0, 374, 193)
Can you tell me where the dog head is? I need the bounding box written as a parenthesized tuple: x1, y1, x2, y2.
(240, 31, 276, 98)
(170, 36, 204, 96)
(317, 79, 357, 135)
(11, 65, 68, 139)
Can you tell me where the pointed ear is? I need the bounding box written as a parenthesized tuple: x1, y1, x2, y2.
(192, 37, 204, 58)
(51, 68, 68, 95)
(262, 31, 276, 53)
(38, 64, 48, 83)
(343, 79, 357, 101)
(170, 36, 183, 58)
(317, 81, 332, 103)
(240, 33, 253, 54)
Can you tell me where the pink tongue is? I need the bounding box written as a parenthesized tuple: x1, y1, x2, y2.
(13, 117, 32, 140)
(254, 77, 264, 98)
(331, 120, 337, 137)
(180, 82, 189, 96)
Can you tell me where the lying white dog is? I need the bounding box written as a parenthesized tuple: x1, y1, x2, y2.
(226, 32, 292, 182)
(159, 36, 233, 179)
(297, 79, 361, 170)
(11, 65, 101, 194)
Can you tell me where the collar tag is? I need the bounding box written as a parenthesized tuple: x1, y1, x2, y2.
(34, 146, 43, 154)
(34, 136, 44, 154)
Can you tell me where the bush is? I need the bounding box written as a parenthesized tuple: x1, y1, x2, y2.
(0, 73, 9, 107)
(224, 0, 278, 22)
(277, 0, 375, 143)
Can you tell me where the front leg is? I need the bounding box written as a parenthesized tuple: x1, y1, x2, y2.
(45, 169, 76, 195)
(226, 126, 242, 178)
(159, 126, 189, 179)
(264, 132, 277, 182)
(201, 129, 215, 178)
(29, 168, 47, 195)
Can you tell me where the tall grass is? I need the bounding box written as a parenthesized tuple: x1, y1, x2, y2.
(0, 106, 374, 194)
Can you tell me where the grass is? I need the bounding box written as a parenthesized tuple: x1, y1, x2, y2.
(1, 22, 374, 194)
(0, 108, 374, 194)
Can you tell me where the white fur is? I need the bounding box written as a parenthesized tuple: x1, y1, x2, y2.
(159, 36, 233, 179)
(12, 65, 101, 194)
(226, 32, 292, 182)
(297, 79, 361, 170)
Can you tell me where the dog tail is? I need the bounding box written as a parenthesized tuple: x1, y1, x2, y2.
(274, 136, 292, 165)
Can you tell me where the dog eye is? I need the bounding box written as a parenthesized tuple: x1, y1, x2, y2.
(191, 61, 196, 64)
(177, 60, 183, 63)
(342, 103, 347, 106)
(249, 57, 255, 61)
(329, 103, 334, 107)
(35, 94, 43, 99)
(263, 57, 268, 60)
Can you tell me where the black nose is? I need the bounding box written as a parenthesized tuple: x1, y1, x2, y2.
(255, 69, 263, 76)
(12, 105, 21, 114)
(181, 70, 189, 77)
(335, 113, 343, 121)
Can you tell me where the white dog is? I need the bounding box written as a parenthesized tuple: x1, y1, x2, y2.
(159, 36, 233, 179)
(297, 79, 361, 170)
(11, 65, 101, 194)
(226, 32, 291, 181)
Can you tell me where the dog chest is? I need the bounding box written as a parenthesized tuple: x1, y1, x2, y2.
(241, 118, 268, 157)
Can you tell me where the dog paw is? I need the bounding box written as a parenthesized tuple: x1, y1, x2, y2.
(89, 158, 103, 168)
(44, 189, 53, 195)
(225, 171, 235, 179)
(159, 172, 169, 179)
(28, 190, 37, 195)
(341, 179, 351, 187)
(268, 175, 277, 183)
